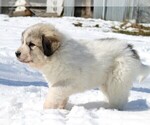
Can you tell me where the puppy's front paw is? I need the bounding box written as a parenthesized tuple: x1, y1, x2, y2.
(43, 98, 68, 109)
(43, 101, 57, 109)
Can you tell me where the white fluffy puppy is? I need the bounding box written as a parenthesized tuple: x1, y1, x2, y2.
(15, 23, 150, 110)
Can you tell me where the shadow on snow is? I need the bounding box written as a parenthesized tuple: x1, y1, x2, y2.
(125, 99, 149, 111)
(0, 78, 149, 111)
(0, 78, 48, 87)
(67, 99, 149, 111)
(132, 87, 150, 93)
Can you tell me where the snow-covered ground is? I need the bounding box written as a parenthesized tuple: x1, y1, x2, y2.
(0, 14, 150, 125)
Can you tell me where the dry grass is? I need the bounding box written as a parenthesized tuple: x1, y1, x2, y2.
(73, 22, 83, 27)
(112, 22, 150, 36)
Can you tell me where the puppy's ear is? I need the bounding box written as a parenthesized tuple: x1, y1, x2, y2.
(42, 35, 60, 56)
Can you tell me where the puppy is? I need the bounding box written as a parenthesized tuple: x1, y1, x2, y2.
(16, 23, 150, 110)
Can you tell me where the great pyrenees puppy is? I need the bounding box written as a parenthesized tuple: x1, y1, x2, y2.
(15, 23, 150, 110)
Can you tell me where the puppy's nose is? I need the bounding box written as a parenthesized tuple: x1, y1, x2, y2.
(15, 51, 21, 57)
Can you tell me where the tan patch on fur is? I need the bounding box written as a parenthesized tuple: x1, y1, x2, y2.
(16, 23, 62, 69)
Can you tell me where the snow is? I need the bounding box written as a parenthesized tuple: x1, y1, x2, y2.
(0, 14, 150, 125)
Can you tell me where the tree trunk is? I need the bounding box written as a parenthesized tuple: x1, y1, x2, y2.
(82, 0, 92, 18)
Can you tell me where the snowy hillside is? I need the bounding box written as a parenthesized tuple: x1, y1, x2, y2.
(0, 14, 150, 125)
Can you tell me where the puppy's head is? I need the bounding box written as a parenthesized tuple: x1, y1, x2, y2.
(15, 23, 61, 69)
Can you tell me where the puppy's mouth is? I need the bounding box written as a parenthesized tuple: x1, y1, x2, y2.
(19, 59, 33, 64)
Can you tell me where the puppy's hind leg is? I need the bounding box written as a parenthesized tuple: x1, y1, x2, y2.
(106, 82, 130, 110)
(103, 58, 137, 110)
(100, 77, 131, 110)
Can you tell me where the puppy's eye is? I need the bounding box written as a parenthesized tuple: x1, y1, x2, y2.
(29, 42, 35, 49)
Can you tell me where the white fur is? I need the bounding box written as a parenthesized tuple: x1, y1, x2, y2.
(40, 35, 144, 110)
(17, 24, 150, 110)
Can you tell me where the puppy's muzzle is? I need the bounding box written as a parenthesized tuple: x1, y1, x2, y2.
(15, 51, 21, 58)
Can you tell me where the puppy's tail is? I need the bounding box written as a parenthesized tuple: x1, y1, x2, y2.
(138, 64, 150, 83)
